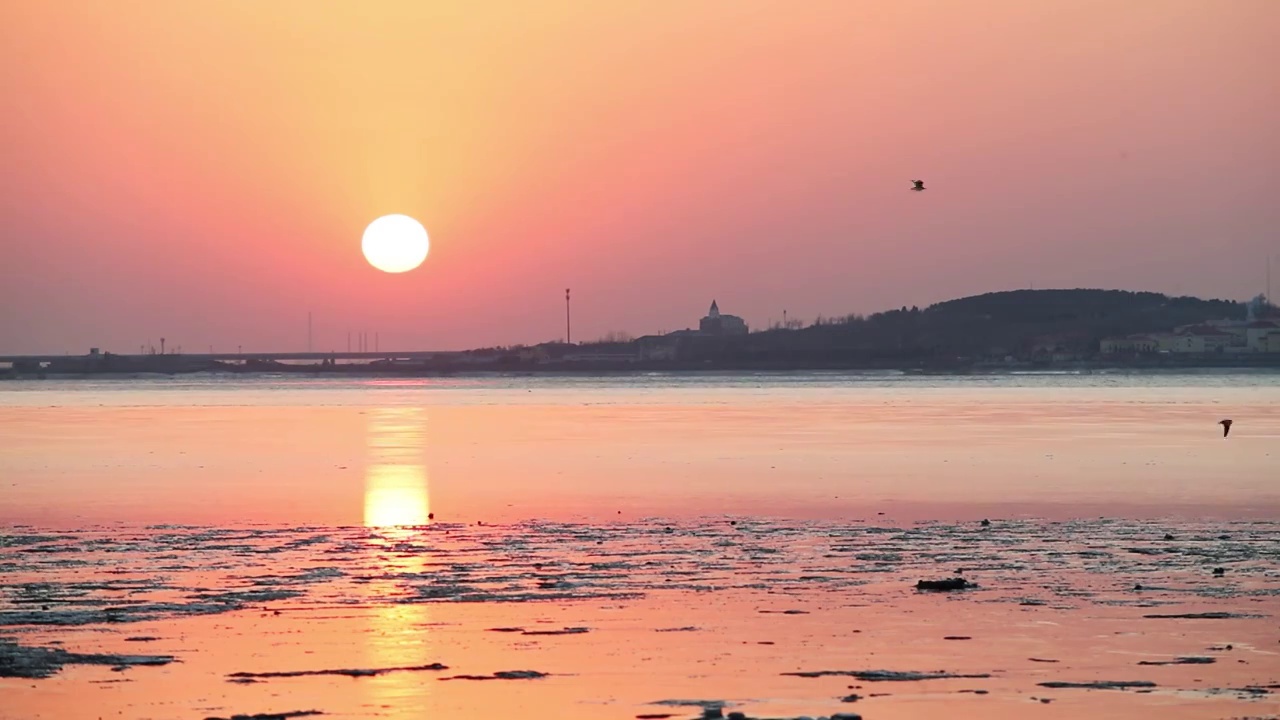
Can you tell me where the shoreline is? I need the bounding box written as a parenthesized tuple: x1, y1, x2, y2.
(6, 362, 1280, 381)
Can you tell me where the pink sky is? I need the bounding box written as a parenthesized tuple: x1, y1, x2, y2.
(1, 0, 1277, 354)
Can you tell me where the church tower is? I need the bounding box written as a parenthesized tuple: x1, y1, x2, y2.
(699, 299, 746, 335)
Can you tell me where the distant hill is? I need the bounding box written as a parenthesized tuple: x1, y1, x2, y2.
(926, 289, 1240, 326)
(673, 289, 1246, 364)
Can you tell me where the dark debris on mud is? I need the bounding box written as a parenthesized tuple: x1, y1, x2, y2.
(486, 625, 589, 636)
(0, 638, 174, 679)
(1138, 656, 1216, 666)
(649, 700, 726, 710)
(205, 712, 322, 720)
(916, 578, 974, 591)
(439, 670, 549, 681)
(782, 669, 992, 681)
(651, 708, 864, 720)
(1038, 680, 1157, 690)
(1142, 612, 1263, 620)
(518, 626, 590, 636)
(226, 663, 447, 680)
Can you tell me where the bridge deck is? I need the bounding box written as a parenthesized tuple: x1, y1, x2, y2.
(0, 351, 462, 363)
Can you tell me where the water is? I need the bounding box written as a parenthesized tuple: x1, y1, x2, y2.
(1, 373, 1277, 527)
(1, 373, 1277, 719)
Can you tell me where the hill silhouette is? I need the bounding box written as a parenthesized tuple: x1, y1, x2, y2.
(665, 289, 1247, 366)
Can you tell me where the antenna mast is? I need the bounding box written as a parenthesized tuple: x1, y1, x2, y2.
(565, 288, 572, 344)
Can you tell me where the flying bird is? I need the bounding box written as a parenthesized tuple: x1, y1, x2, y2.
(911, 180, 926, 191)
(1219, 419, 1232, 437)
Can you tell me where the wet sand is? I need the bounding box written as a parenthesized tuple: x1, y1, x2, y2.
(1, 374, 1278, 718)
(2, 518, 1277, 719)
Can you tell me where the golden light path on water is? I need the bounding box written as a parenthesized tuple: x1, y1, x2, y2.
(363, 407, 431, 527)
(361, 407, 436, 711)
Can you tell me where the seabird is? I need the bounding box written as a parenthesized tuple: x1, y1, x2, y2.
(1219, 419, 1232, 438)
(911, 180, 926, 191)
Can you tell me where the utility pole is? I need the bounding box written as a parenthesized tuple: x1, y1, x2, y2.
(565, 288, 572, 344)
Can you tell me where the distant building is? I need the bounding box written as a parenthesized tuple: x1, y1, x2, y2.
(1245, 321, 1279, 352)
(1181, 325, 1234, 352)
(1170, 333, 1206, 353)
(517, 346, 550, 363)
(1221, 328, 1249, 349)
(1029, 336, 1063, 356)
(698, 300, 748, 336)
(635, 335, 679, 361)
(1099, 335, 1157, 354)
(562, 351, 639, 363)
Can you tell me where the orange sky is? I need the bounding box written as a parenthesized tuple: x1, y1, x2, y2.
(1, 0, 1277, 353)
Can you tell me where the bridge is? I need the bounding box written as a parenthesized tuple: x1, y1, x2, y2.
(0, 350, 465, 364)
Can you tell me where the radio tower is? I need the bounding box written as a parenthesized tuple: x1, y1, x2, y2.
(565, 288, 572, 344)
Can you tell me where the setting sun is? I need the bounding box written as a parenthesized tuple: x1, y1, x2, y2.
(362, 214, 429, 273)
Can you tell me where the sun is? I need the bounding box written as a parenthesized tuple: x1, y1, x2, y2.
(362, 214, 429, 273)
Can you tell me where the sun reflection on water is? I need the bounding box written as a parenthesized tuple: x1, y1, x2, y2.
(363, 408, 430, 528)
(365, 464, 430, 527)
(359, 409, 438, 710)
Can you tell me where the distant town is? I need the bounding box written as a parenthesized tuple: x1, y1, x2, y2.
(3, 289, 1280, 379)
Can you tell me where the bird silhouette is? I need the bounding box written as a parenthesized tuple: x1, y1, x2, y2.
(1219, 419, 1232, 438)
(911, 180, 926, 191)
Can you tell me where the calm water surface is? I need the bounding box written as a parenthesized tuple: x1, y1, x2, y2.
(1, 372, 1277, 527)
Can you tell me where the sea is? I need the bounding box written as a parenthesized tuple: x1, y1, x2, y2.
(1, 372, 1277, 719)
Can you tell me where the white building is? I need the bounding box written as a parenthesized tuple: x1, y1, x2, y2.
(1245, 321, 1279, 352)
(1099, 336, 1157, 354)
